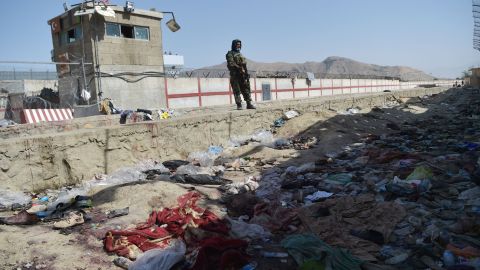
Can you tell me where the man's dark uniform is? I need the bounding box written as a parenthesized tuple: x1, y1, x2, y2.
(226, 39, 255, 109)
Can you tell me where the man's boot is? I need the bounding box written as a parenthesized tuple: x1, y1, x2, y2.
(246, 102, 256, 109)
(236, 103, 242, 110)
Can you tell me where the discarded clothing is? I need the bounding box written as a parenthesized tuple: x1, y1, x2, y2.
(162, 160, 190, 171)
(104, 192, 228, 259)
(120, 110, 133, 124)
(281, 234, 363, 270)
(190, 237, 250, 270)
(273, 118, 286, 127)
(250, 201, 298, 232)
(171, 174, 227, 185)
(120, 110, 151, 124)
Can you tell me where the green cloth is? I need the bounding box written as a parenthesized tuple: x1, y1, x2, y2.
(300, 260, 325, 270)
(406, 166, 433, 180)
(324, 173, 353, 185)
(281, 234, 363, 270)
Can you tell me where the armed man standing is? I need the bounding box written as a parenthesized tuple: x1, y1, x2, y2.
(226, 39, 256, 110)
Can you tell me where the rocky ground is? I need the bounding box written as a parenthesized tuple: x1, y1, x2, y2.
(0, 87, 479, 270)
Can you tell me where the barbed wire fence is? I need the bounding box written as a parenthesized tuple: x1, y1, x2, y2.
(0, 65, 435, 82)
(474, 0, 480, 52)
(0, 62, 58, 80)
(0, 61, 95, 117)
(164, 68, 438, 81)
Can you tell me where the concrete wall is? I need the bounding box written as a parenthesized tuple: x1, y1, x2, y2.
(0, 87, 450, 192)
(164, 77, 457, 109)
(0, 80, 59, 122)
(0, 80, 57, 95)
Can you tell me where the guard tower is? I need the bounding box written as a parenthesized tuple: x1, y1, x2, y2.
(48, 1, 179, 110)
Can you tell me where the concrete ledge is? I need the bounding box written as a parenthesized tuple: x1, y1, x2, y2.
(0, 87, 450, 192)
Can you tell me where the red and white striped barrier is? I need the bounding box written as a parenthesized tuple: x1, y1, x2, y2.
(21, 109, 74, 124)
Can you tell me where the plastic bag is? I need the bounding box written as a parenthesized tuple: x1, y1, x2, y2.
(0, 189, 31, 209)
(459, 186, 480, 201)
(228, 217, 271, 240)
(84, 160, 160, 190)
(386, 176, 431, 196)
(187, 152, 217, 167)
(129, 239, 186, 270)
(175, 164, 223, 176)
(305, 191, 333, 202)
(43, 191, 80, 214)
(251, 130, 274, 146)
(341, 108, 360, 115)
(284, 110, 300, 119)
(208, 146, 223, 155)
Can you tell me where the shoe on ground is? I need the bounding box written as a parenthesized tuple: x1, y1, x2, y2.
(26, 204, 47, 214)
(236, 103, 243, 110)
(53, 212, 84, 229)
(0, 210, 40, 225)
(246, 103, 256, 109)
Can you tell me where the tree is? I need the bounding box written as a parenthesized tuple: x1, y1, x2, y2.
(461, 69, 472, 79)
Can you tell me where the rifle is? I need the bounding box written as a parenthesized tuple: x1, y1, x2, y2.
(240, 64, 250, 88)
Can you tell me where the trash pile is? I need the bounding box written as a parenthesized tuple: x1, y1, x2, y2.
(119, 108, 176, 124)
(247, 91, 480, 269)
(99, 98, 176, 124)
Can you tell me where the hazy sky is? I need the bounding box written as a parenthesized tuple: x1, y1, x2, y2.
(0, 0, 478, 78)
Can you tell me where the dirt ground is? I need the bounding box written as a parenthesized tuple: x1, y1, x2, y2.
(0, 87, 474, 270)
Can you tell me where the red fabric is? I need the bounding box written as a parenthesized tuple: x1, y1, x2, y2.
(190, 237, 250, 270)
(104, 192, 229, 258)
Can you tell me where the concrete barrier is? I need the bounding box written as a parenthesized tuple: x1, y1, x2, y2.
(0, 87, 451, 192)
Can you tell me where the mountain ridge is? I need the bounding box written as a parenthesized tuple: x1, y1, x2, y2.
(200, 56, 435, 81)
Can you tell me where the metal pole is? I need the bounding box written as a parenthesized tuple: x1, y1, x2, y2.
(95, 35, 102, 98)
(13, 67, 16, 80)
(81, 58, 89, 104)
(93, 11, 102, 102)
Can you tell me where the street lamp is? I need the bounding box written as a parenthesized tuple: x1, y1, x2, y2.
(162, 11, 181, 32)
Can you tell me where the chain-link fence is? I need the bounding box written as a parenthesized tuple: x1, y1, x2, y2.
(0, 70, 58, 80)
(473, 0, 480, 51)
